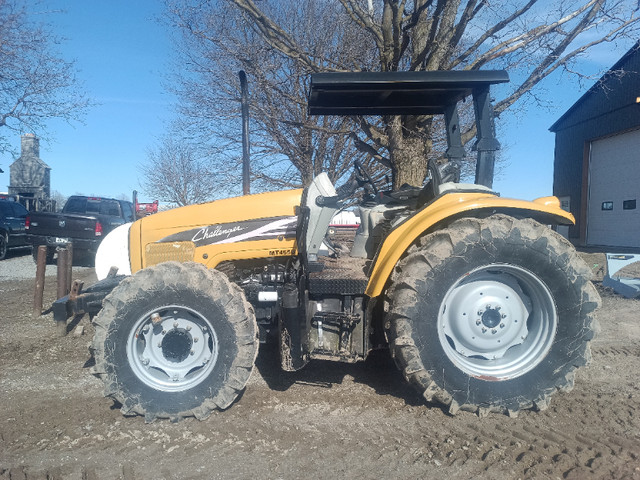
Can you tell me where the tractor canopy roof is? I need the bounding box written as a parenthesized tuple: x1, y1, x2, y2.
(308, 70, 508, 116)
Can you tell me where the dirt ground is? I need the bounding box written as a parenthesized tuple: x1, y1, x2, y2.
(1, 250, 639, 479)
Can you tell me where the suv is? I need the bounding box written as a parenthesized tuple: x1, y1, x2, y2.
(0, 199, 29, 260)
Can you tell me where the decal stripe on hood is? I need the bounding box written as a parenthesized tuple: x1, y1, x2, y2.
(158, 215, 298, 247)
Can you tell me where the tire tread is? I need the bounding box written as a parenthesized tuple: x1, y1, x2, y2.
(91, 261, 258, 421)
(386, 214, 600, 416)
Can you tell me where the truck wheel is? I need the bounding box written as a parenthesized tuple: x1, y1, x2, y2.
(91, 261, 258, 421)
(0, 233, 7, 260)
(386, 214, 600, 416)
(31, 246, 55, 265)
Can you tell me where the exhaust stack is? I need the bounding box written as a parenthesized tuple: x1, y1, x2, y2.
(239, 71, 250, 195)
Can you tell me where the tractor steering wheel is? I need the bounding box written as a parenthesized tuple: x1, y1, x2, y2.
(354, 160, 378, 196)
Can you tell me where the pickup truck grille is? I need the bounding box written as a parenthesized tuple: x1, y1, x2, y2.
(145, 241, 195, 266)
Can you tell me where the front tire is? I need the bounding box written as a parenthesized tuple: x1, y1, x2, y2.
(91, 262, 258, 421)
(386, 215, 600, 416)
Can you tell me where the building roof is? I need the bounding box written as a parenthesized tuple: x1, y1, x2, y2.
(9, 156, 50, 170)
(550, 40, 640, 132)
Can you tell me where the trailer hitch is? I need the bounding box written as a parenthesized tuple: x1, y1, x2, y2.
(52, 268, 125, 331)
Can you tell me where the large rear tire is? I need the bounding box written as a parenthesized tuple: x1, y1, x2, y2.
(386, 214, 600, 416)
(91, 261, 258, 422)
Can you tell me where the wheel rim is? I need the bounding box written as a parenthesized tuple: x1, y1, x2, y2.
(438, 264, 557, 380)
(126, 305, 219, 392)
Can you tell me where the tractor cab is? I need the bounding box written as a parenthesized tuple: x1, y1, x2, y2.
(301, 70, 509, 263)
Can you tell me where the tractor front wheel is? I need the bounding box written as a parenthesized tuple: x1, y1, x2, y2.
(91, 261, 258, 422)
(386, 214, 600, 416)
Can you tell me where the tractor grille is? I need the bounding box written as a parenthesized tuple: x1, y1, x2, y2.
(145, 241, 195, 266)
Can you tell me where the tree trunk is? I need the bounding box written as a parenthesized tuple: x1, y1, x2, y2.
(387, 116, 430, 189)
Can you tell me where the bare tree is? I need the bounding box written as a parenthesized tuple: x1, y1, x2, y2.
(139, 137, 219, 207)
(167, 0, 378, 191)
(0, 0, 90, 155)
(49, 189, 67, 212)
(168, 0, 640, 189)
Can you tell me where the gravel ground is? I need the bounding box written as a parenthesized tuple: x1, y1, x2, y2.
(0, 247, 92, 280)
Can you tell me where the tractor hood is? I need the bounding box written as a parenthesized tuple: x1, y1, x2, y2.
(128, 188, 303, 273)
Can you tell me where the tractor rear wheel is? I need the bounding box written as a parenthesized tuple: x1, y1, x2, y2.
(386, 214, 600, 416)
(91, 261, 258, 422)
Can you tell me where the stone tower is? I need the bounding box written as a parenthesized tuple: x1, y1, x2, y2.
(8, 134, 51, 210)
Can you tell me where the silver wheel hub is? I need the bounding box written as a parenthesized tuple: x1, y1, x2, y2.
(441, 272, 530, 359)
(438, 264, 557, 380)
(127, 306, 219, 392)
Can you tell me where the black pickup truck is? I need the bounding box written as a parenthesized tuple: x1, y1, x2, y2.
(26, 195, 135, 264)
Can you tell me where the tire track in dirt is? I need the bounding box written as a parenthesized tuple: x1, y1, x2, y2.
(0, 464, 140, 480)
(451, 417, 639, 478)
(592, 345, 640, 357)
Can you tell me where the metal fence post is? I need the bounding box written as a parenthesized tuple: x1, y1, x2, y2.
(56, 247, 67, 300)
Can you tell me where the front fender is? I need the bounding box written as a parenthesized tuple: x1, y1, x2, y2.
(365, 192, 574, 298)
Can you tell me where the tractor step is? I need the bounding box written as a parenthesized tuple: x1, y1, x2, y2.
(308, 254, 369, 295)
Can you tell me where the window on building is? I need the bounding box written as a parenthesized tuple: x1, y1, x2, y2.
(602, 201, 614, 211)
(623, 199, 636, 210)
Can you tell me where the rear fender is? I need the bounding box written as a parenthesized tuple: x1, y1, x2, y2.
(365, 192, 574, 298)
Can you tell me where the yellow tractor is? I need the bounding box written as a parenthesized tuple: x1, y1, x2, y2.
(57, 71, 600, 421)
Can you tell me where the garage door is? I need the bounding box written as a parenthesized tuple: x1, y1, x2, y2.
(587, 129, 640, 248)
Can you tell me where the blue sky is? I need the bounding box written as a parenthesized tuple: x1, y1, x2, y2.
(0, 2, 636, 202)
(2, 0, 175, 202)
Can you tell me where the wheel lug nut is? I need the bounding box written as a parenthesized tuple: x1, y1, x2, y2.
(477, 311, 483, 316)
(186, 326, 192, 331)
(500, 323, 505, 328)
(157, 342, 162, 348)
(501, 314, 507, 319)
(193, 337, 199, 343)
(151, 313, 162, 325)
(476, 320, 482, 326)
(491, 329, 497, 334)
(173, 322, 178, 329)
(495, 306, 501, 311)
(481, 327, 487, 333)
(190, 350, 195, 356)
(142, 358, 149, 365)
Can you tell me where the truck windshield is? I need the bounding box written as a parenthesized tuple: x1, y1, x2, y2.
(65, 197, 121, 216)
